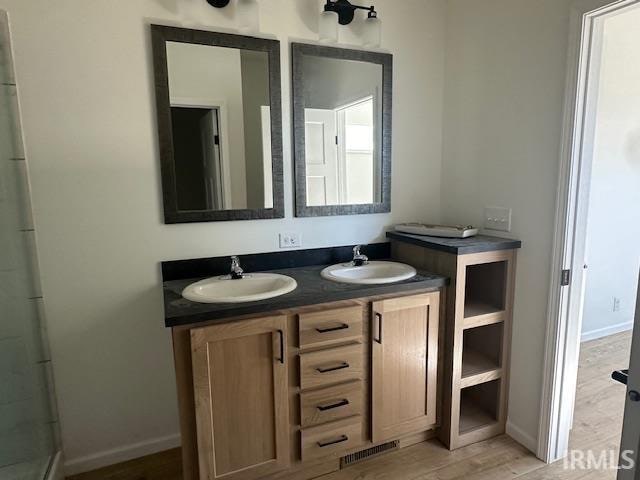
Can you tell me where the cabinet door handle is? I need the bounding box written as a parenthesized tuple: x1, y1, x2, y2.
(317, 399, 349, 411)
(317, 435, 348, 448)
(316, 362, 349, 373)
(374, 313, 383, 344)
(315, 323, 349, 333)
(277, 330, 284, 364)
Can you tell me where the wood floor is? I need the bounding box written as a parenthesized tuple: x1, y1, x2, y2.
(67, 331, 631, 480)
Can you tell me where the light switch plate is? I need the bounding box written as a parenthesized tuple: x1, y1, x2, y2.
(484, 206, 512, 232)
(279, 233, 302, 249)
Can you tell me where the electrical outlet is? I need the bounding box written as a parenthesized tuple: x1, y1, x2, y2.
(613, 297, 621, 312)
(279, 233, 302, 249)
(484, 206, 512, 232)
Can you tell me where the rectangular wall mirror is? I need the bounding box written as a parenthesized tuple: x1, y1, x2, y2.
(151, 25, 283, 223)
(292, 43, 392, 217)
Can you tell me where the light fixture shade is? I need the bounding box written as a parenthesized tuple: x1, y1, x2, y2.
(363, 15, 381, 47)
(237, 0, 260, 33)
(319, 10, 339, 43)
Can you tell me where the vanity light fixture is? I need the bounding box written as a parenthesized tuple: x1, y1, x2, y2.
(319, 0, 382, 47)
(206, 0, 259, 32)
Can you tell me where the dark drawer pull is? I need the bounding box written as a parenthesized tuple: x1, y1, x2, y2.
(317, 435, 349, 448)
(316, 362, 350, 373)
(317, 399, 349, 411)
(316, 323, 349, 333)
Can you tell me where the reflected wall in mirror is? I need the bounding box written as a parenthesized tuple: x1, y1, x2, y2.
(292, 43, 392, 217)
(151, 26, 283, 223)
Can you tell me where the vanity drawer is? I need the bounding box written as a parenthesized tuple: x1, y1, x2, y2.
(299, 343, 363, 390)
(301, 416, 363, 461)
(300, 381, 363, 427)
(298, 306, 363, 348)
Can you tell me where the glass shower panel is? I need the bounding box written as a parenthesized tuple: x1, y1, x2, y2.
(0, 10, 59, 480)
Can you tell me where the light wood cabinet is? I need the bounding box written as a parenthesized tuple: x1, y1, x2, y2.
(174, 291, 445, 480)
(371, 292, 440, 443)
(190, 315, 290, 480)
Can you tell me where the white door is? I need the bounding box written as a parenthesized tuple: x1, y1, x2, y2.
(304, 108, 338, 206)
(618, 272, 640, 478)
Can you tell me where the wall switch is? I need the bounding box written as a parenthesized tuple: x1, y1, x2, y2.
(279, 233, 302, 249)
(613, 297, 621, 312)
(484, 206, 512, 232)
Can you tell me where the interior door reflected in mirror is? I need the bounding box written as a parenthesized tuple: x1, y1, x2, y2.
(151, 26, 283, 223)
(303, 57, 381, 207)
(167, 42, 272, 211)
(292, 43, 392, 217)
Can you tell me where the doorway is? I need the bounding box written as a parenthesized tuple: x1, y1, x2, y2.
(539, 0, 640, 471)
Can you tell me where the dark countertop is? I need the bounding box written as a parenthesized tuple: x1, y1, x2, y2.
(386, 231, 522, 255)
(163, 264, 448, 328)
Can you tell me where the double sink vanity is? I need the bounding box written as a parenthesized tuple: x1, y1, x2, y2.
(162, 236, 521, 480)
(149, 18, 522, 480)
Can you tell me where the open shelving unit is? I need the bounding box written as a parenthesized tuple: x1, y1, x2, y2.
(445, 251, 515, 449)
(390, 237, 518, 451)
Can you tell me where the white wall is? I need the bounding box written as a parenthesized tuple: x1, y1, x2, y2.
(581, 7, 640, 342)
(0, 0, 445, 473)
(441, 0, 575, 450)
(302, 55, 382, 110)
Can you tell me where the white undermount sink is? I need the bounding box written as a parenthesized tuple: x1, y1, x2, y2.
(182, 273, 297, 304)
(321, 261, 417, 285)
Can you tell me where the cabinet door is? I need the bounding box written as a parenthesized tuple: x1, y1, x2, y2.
(191, 316, 290, 480)
(371, 292, 440, 443)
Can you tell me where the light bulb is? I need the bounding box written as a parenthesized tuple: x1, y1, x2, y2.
(319, 9, 338, 43)
(237, 0, 260, 33)
(363, 11, 381, 48)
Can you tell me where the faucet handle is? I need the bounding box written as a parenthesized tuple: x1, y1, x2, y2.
(352, 245, 368, 266)
(230, 255, 244, 279)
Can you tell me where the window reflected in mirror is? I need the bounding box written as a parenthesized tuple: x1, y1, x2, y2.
(166, 41, 273, 212)
(301, 55, 383, 207)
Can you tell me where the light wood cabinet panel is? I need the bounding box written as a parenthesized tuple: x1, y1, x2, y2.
(300, 416, 364, 461)
(299, 343, 363, 390)
(298, 306, 363, 348)
(299, 380, 363, 427)
(371, 292, 440, 443)
(191, 316, 290, 480)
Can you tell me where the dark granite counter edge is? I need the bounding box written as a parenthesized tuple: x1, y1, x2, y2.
(386, 231, 522, 255)
(164, 269, 448, 328)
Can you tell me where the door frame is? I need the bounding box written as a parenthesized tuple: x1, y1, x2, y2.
(538, 0, 640, 463)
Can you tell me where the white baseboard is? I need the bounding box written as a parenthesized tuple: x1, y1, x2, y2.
(581, 321, 633, 343)
(506, 421, 538, 454)
(63, 433, 181, 476)
(47, 451, 64, 480)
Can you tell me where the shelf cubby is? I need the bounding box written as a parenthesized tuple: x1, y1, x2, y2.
(463, 261, 508, 323)
(459, 380, 500, 435)
(461, 323, 503, 388)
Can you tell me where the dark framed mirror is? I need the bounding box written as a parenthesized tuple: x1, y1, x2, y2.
(151, 25, 284, 223)
(291, 43, 392, 217)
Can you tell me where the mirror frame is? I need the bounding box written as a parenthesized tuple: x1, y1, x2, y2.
(291, 42, 392, 217)
(151, 25, 284, 223)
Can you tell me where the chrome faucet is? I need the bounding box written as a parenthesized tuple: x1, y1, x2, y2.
(352, 245, 369, 267)
(230, 255, 244, 279)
